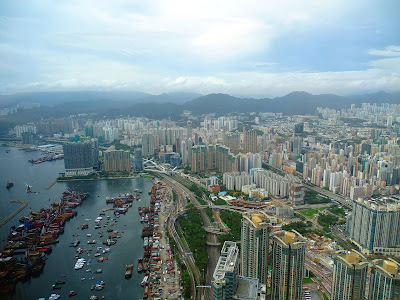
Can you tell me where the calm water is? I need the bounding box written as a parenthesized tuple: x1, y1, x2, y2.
(0, 146, 152, 300)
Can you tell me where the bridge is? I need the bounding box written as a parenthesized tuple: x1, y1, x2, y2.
(206, 241, 220, 246)
(204, 226, 226, 235)
(143, 158, 178, 174)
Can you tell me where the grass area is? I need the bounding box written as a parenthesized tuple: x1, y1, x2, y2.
(323, 293, 329, 300)
(303, 278, 314, 283)
(300, 207, 328, 218)
(213, 198, 228, 205)
(177, 208, 209, 273)
(217, 210, 243, 249)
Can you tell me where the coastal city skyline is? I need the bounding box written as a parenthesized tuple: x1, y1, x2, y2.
(1, 1, 400, 300)
(1, 95, 400, 299)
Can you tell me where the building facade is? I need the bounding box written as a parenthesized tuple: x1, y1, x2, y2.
(63, 140, 95, 176)
(346, 198, 400, 251)
(369, 259, 400, 300)
(331, 251, 368, 300)
(240, 213, 269, 285)
(104, 149, 131, 172)
(271, 231, 306, 300)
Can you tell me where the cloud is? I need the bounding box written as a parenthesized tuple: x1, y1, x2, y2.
(0, 0, 399, 97)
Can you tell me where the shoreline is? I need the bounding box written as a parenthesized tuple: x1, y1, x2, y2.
(57, 175, 144, 182)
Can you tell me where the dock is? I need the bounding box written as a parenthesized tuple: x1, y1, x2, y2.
(46, 180, 57, 190)
(0, 200, 28, 228)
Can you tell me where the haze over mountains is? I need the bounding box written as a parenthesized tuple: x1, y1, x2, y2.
(0, 90, 399, 118)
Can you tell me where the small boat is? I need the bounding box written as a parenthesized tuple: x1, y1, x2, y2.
(54, 280, 65, 285)
(125, 264, 133, 279)
(69, 291, 77, 297)
(96, 269, 103, 273)
(71, 240, 80, 247)
(87, 240, 96, 244)
(52, 284, 62, 290)
(137, 258, 143, 273)
(6, 182, 13, 189)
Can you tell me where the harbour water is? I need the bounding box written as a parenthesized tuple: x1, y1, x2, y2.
(0, 146, 153, 300)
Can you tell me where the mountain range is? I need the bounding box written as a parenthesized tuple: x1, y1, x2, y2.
(0, 90, 399, 119)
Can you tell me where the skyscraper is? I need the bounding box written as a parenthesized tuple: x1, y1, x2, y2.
(212, 241, 259, 300)
(346, 198, 400, 251)
(63, 140, 94, 176)
(240, 213, 269, 285)
(331, 250, 368, 300)
(134, 148, 143, 171)
(212, 241, 239, 300)
(271, 231, 306, 300)
(243, 129, 258, 154)
(104, 149, 131, 172)
(369, 259, 400, 300)
(142, 133, 155, 157)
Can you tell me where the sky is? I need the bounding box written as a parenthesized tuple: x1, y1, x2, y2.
(0, 0, 399, 97)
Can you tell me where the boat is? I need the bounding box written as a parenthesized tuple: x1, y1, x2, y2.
(96, 269, 102, 273)
(52, 284, 62, 290)
(74, 258, 86, 270)
(71, 240, 80, 247)
(81, 223, 88, 230)
(6, 182, 13, 189)
(54, 280, 65, 285)
(137, 258, 143, 273)
(134, 189, 142, 193)
(49, 294, 61, 300)
(69, 291, 77, 297)
(87, 240, 96, 244)
(125, 264, 133, 279)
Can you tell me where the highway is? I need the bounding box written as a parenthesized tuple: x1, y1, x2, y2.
(161, 174, 217, 300)
(304, 182, 352, 208)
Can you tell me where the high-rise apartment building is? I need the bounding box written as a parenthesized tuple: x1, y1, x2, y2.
(213, 241, 239, 300)
(243, 129, 258, 154)
(369, 259, 400, 300)
(271, 231, 306, 300)
(240, 213, 269, 285)
(63, 140, 95, 176)
(142, 133, 155, 157)
(331, 251, 368, 300)
(347, 198, 400, 251)
(104, 149, 131, 172)
(212, 241, 259, 300)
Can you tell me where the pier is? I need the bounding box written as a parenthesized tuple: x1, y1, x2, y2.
(46, 180, 57, 190)
(0, 200, 28, 228)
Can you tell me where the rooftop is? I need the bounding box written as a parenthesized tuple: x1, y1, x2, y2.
(213, 241, 239, 281)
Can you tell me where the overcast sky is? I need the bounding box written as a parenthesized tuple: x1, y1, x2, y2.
(1, 0, 399, 97)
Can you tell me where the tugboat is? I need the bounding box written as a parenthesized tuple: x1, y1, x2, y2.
(6, 182, 13, 189)
(125, 264, 133, 279)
